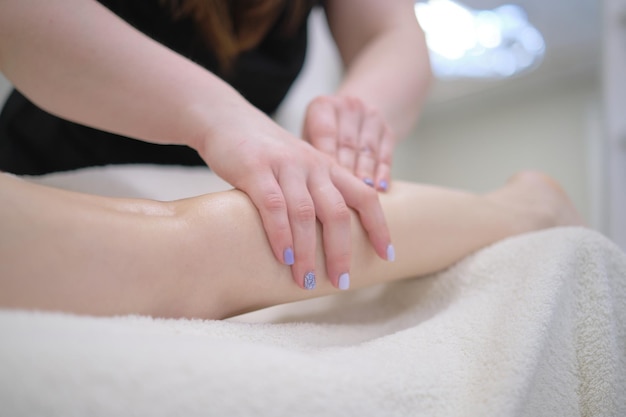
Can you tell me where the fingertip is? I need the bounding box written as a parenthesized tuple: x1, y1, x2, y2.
(304, 271, 316, 290)
(374, 156, 392, 193)
(283, 247, 295, 266)
(338, 272, 350, 290)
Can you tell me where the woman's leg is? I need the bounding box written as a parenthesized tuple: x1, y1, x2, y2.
(0, 171, 583, 319)
(167, 171, 583, 318)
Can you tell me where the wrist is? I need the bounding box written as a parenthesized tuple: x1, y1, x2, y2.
(179, 93, 251, 156)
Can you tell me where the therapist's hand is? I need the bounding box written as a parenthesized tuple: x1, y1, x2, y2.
(303, 95, 395, 192)
(193, 103, 393, 291)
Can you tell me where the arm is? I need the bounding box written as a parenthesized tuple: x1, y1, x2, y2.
(0, 0, 241, 145)
(327, 0, 432, 139)
(303, 0, 432, 190)
(0, 0, 393, 289)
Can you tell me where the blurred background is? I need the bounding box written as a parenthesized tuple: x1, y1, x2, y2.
(0, 0, 623, 248)
(274, 0, 625, 249)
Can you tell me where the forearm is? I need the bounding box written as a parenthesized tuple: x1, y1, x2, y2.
(334, 14, 432, 139)
(0, 0, 245, 148)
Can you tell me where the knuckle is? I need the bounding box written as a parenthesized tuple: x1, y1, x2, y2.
(330, 201, 351, 223)
(261, 192, 287, 213)
(293, 200, 316, 223)
(379, 153, 393, 164)
(308, 95, 333, 112)
(339, 135, 357, 149)
(358, 135, 377, 151)
(312, 95, 330, 105)
(344, 96, 362, 110)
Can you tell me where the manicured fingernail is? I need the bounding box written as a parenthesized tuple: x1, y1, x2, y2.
(338, 273, 350, 290)
(283, 248, 294, 265)
(304, 271, 316, 290)
(386, 244, 395, 262)
(364, 178, 374, 187)
(378, 180, 388, 191)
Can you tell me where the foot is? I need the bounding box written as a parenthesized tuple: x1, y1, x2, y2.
(484, 170, 586, 233)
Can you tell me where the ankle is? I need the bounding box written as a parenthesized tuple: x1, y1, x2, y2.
(484, 171, 585, 235)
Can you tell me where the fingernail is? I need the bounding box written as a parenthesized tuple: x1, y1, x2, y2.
(378, 180, 388, 191)
(304, 271, 316, 290)
(283, 248, 294, 266)
(386, 244, 395, 262)
(338, 273, 350, 290)
(364, 178, 374, 187)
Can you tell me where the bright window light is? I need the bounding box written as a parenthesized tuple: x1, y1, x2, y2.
(415, 0, 546, 79)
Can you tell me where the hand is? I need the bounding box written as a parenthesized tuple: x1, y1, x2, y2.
(303, 95, 395, 192)
(193, 104, 393, 290)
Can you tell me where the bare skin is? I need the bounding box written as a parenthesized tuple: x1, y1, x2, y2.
(0, 171, 584, 320)
(0, 0, 430, 291)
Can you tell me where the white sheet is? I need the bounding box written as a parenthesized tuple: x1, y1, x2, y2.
(1, 165, 625, 416)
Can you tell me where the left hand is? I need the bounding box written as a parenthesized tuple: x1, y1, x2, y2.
(302, 95, 395, 192)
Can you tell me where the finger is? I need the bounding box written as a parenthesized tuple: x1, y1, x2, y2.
(375, 127, 395, 192)
(302, 96, 338, 157)
(243, 174, 294, 266)
(332, 167, 393, 262)
(279, 169, 318, 290)
(309, 175, 352, 290)
(355, 110, 385, 186)
(336, 97, 364, 173)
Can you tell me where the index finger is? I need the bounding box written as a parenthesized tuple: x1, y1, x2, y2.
(331, 166, 393, 262)
(241, 174, 295, 267)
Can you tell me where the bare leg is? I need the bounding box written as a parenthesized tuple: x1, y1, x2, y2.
(0, 171, 583, 319)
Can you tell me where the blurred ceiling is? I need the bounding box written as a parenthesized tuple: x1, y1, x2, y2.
(428, 0, 602, 105)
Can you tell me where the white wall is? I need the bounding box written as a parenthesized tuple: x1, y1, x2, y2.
(394, 74, 599, 225)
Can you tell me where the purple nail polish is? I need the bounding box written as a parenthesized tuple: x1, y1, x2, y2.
(338, 273, 350, 290)
(284, 248, 294, 266)
(364, 178, 374, 187)
(387, 244, 396, 262)
(379, 180, 388, 191)
(304, 271, 316, 290)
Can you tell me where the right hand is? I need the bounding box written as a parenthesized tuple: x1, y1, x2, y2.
(192, 104, 393, 290)
(303, 95, 396, 192)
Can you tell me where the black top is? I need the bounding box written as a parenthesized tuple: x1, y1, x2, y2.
(0, 1, 314, 174)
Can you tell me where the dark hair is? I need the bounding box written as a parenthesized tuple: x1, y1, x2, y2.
(161, 0, 313, 72)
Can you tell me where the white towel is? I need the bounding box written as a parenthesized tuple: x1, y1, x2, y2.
(1, 166, 624, 417)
